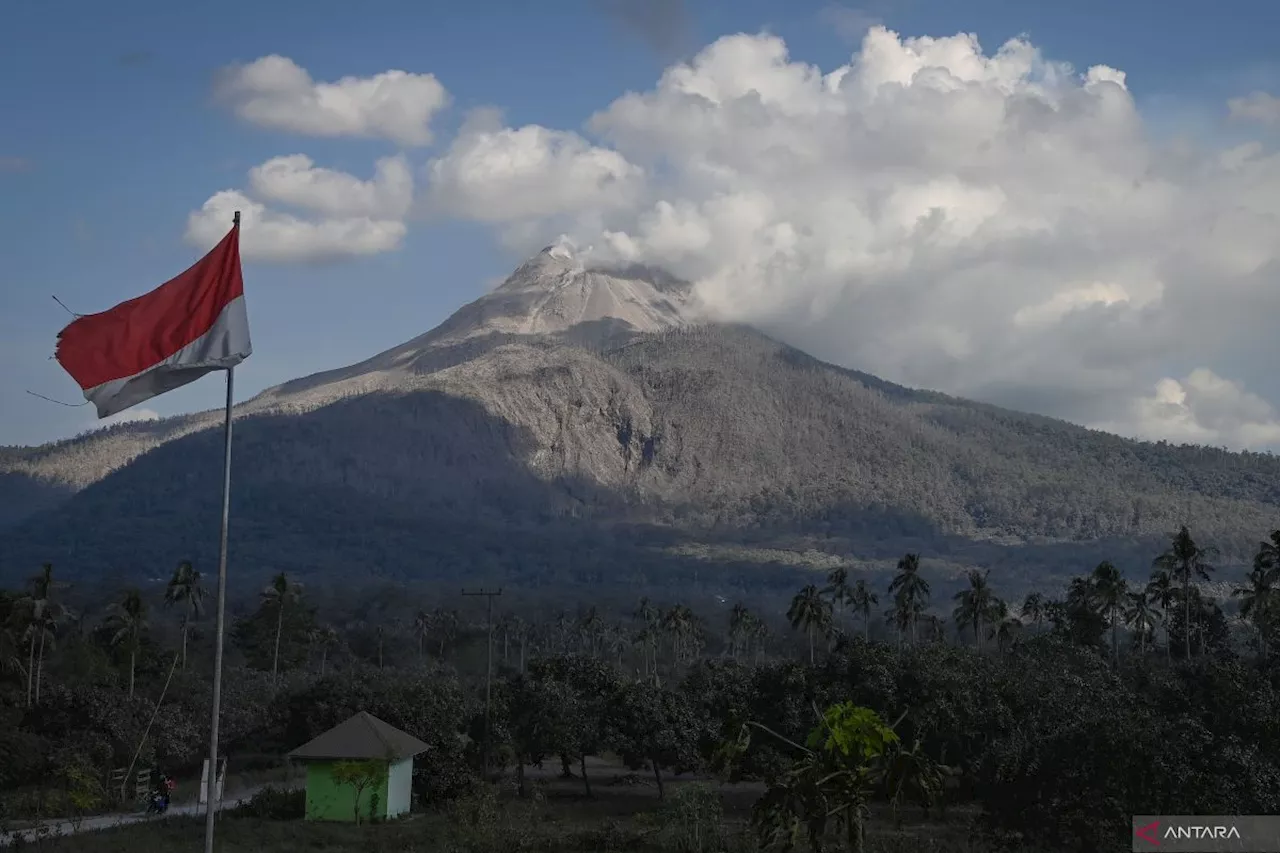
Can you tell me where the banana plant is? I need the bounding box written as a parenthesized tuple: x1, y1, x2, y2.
(718, 702, 909, 853)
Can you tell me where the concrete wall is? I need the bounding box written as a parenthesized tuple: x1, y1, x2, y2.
(386, 758, 413, 818)
(303, 761, 390, 822)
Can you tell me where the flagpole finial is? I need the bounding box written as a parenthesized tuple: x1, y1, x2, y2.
(232, 211, 240, 227)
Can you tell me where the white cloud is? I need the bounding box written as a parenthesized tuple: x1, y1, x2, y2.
(424, 108, 644, 232)
(1091, 370, 1280, 450)
(214, 55, 450, 146)
(1228, 91, 1280, 125)
(420, 26, 1280, 449)
(186, 188, 406, 264)
(248, 154, 414, 219)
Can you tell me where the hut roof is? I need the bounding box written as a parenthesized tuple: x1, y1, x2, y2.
(287, 711, 430, 761)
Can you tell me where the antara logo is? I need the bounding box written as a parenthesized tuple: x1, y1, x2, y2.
(1164, 825, 1242, 840)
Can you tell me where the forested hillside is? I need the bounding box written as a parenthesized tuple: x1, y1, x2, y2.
(2, 324, 1279, 591)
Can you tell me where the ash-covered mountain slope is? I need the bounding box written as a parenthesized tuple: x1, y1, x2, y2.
(3, 246, 1280, 585)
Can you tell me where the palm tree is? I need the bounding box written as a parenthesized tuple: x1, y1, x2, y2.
(106, 590, 148, 700)
(24, 563, 69, 706)
(987, 601, 1020, 653)
(432, 607, 460, 659)
(634, 598, 659, 675)
(413, 610, 431, 662)
(1124, 589, 1159, 656)
(1146, 569, 1177, 660)
(1090, 561, 1129, 664)
(728, 603, 752, 660)
(164, 560, 205, 671)
(749, 616, 770, 664)
(1253, 529, 1280, 576)
(634, 624, 658, 680)
(824, 567, 853, 634)
(1020, 593, 1047, 633)
(787, 585, 831, 664)
(1234, 565, 1275, 660)
(661, 605, 696, 668)
(554, 611, 574, 654)
(24, 609, 59, 706)
(952, 569, 995, 652)
(261, 572, 302, 688)
(888, 554, 930, 647)
(310, 625, 337, 676)
(578, 607, 604, 657)
(511, 615, 530, 672)
(849, 580, 878, 642)
(606, 625, 629, 668)
(1152, 526, 1216, 659)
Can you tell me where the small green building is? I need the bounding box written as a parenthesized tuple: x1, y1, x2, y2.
(288, 711, 429, 822)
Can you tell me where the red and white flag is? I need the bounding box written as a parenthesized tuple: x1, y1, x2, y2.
(55, 222, 251, 418)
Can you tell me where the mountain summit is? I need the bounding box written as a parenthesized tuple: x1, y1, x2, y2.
(425, 242, 698, 346)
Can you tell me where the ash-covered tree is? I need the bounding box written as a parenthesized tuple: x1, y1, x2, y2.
(1153, 526, 1217, 660)
(605, 679, 702, 799)
(233, 583, 315, 680)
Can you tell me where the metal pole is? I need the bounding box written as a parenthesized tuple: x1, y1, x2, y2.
(203, 216, 238, 851)
(461, 588, 502, 779)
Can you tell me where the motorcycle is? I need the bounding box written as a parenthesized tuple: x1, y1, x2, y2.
(145, 790, 170, 815)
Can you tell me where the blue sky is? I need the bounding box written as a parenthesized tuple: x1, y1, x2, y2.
(2, 0, 1278, 447)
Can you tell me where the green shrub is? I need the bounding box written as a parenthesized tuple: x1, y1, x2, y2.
(226, 785, 304, 820)
(660, 783, 724, 852)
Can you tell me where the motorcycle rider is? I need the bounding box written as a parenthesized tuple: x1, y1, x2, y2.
(147, 772, 173, 814)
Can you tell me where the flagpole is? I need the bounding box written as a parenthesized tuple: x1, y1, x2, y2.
(203, 211, 239, 853)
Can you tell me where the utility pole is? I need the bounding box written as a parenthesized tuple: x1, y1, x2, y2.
(461, 587, 502, 779)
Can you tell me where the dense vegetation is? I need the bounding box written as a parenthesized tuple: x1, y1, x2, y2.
(4, 524, 1280, 851)
(4, 326, 1280, 591)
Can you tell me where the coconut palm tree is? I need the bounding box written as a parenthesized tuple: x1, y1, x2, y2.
(1090, 561, 1129, 664)
(849, 580, 878, 642)
(24, 564, 70, 706)
(1124, 589, 1159, 656)
(952, 569, 995, 652)
(634, 598, 659, 675)
(787, 585, 832, 664)
(310, 625, 338, 676)
(661, 605, 696, 668)
(1153, 526, 1216, 659)
(24, 608, 59, 706)
(432, 606, 460, 659)
(1253, 529, 1280, 577)
(511, 615, 530, 672)
(1234, 565, 1275, 660)
(750, 615, 770, 664)
(1146, 569, 1177, 660)
(164, 560, 205, 671)
(987, 601, 1020, 653)
(261, 572, 303, 688)
(1020, 593, 1047, 633)
(606, 624, 629, 668)
(413, 610, 431, 662)
(578, 607, 604, 657)
(824, 567, 853, 634)
(888, 554, 930, 647)
(728, 603, 752, 660)
(106, 590, 148, 700)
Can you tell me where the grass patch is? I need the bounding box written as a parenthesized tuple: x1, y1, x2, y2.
(9, 786, 1065, 853)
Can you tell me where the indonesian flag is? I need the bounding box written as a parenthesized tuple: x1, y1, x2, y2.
(55, 222, 251, 419)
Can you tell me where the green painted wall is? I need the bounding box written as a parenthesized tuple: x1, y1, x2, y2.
(303, 762, 391, 822)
